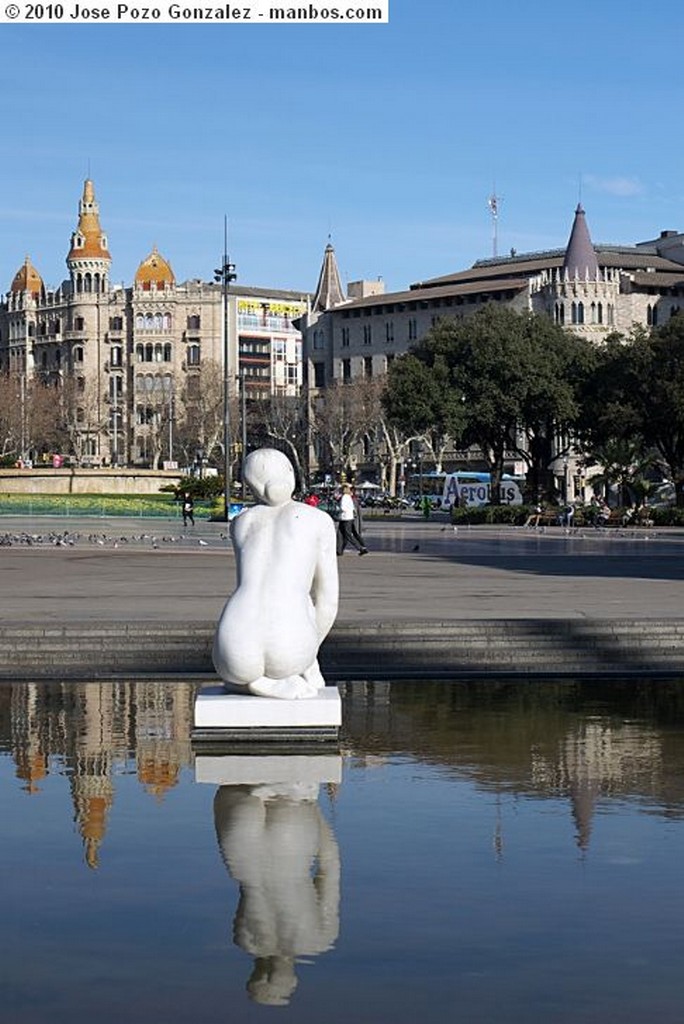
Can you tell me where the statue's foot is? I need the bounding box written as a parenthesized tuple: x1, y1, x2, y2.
(248, 675, 320, 700)
(302, 659, 326, 690)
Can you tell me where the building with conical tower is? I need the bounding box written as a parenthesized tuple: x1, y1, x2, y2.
(0, 180, 310, 468)
(302, 204, 684, 491)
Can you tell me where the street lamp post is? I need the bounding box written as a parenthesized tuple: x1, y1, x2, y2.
(214, 219, 237, 521)
(239, 366, 247, 483)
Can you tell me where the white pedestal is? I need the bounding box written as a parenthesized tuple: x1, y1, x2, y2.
(195, 753, 342, 786)
(193, 684, 341, 741)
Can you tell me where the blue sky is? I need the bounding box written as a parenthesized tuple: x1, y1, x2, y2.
(1, 0, 684, 297)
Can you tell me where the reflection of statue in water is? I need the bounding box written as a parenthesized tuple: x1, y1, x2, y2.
(214, 782, 341, 1006)
(212, 448, 339, 699)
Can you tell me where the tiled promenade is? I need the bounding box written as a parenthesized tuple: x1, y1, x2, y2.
(1, 515, 683, 679)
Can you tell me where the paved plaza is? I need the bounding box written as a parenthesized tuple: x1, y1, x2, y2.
(1, 514, 683, 624)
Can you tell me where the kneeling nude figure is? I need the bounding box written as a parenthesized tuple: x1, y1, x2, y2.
(212, 448, 339, 699)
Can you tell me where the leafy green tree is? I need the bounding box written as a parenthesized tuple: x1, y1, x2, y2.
(629, 319, 684, 505)
(579, 323, 684, 506)
(383, 351, 465, 473)
(386, 305, 589, 503)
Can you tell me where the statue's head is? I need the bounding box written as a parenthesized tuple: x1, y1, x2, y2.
(244, 448, 295, 507)
(247, 956, 298, 1006)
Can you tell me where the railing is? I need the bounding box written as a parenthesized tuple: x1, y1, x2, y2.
(0, 496, 215, 519)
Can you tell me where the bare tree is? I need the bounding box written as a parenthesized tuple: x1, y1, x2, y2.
(312, 378, 380, 479)
(249, 392, 309, 487)
(175, 359, 235, 470)
(0, 372, 23, 458)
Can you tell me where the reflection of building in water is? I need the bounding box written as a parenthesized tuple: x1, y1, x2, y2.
(339, 681, 391, 766)
(11, 683, 49, 793)
(341, 682, 675, 853)
(213, 773, 340, 1007)
(133, 682, 194, 800)
(5, 681, 195, 867)
(531, 720, 663, 849)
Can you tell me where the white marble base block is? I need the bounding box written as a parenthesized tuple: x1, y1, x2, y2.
(195, 753, 342, 786)
(194, 684, 342, 730)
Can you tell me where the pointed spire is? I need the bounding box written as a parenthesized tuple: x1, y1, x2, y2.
(312, 239, 345, 312)
(67, 178, 111, 263)
(563, 204, 598, 280)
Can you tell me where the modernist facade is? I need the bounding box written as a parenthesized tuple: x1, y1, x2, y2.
(0, 180, 310, 467)
(305, 205, 684, 390)
(303, 206, 684, 490)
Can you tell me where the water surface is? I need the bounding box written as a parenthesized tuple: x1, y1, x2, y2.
(1, 679, 683, 1023)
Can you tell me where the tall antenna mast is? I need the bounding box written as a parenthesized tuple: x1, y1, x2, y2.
(488, 187, 502, 258)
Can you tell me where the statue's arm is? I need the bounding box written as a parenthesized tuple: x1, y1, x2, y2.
(311, 518, 339, 641)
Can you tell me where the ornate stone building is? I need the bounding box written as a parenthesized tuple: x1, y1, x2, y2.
(303, 206, 684, 492)
(0, 180, 310, 467)
(305, 204, 684, 393)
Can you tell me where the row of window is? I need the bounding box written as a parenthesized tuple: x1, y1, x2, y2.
(340, 319, 418, 348)
(72, 272, 107, 294)
(340, 292, 516, 320)
(136, 343, 173, 363)
(135, 373, 174, 394)
(133, 313, 201, 331)
(312, 353, 396, 387)
(554, 301, 616, 327)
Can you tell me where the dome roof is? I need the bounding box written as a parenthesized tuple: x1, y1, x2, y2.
(135, 246, 175, 288)
(11, 255, 43, 297)
(67, 178, 111, 263)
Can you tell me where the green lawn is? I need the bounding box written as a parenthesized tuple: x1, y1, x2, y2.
(0, 493, 213, 519)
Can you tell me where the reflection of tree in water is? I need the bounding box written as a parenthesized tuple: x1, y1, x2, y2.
(214, 783, 340, 1007)
(341, 680, 684, 845)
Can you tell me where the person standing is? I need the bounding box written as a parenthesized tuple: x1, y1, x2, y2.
(338, 484, 368, 556)
(182, 491, 195, 528)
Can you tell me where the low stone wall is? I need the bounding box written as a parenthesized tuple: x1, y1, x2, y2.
(1, 619, 683, 680)
(0, 468, 182, 495)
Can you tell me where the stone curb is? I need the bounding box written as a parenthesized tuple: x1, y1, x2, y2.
(0, 618, 683, 680)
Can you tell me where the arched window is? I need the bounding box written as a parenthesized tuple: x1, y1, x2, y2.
(163, 313, 172, 329)
(163, 343, 172, 362)
(145, 343, 153, 362)
(154, 313, 163, 331)
(187, 314, 200, 330)
(145, 314, 154, 330)
(597, 302, 603, 325)
(136, 314, 144, 331)
(571, 302, 578, 325)
(155, 344, 163, 362)
(136, 344, 144, 362)
(187, 344, 201, 366)
(84, 273, 92, 293)
(577, 302, 584, 325)
(590, 302, 597, 324)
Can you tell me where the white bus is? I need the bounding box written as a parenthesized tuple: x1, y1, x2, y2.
(442, 471, 523, 508)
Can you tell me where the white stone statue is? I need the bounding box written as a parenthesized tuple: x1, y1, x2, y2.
(214, 781, 340, 1006)
(212, 448, 339, 699)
